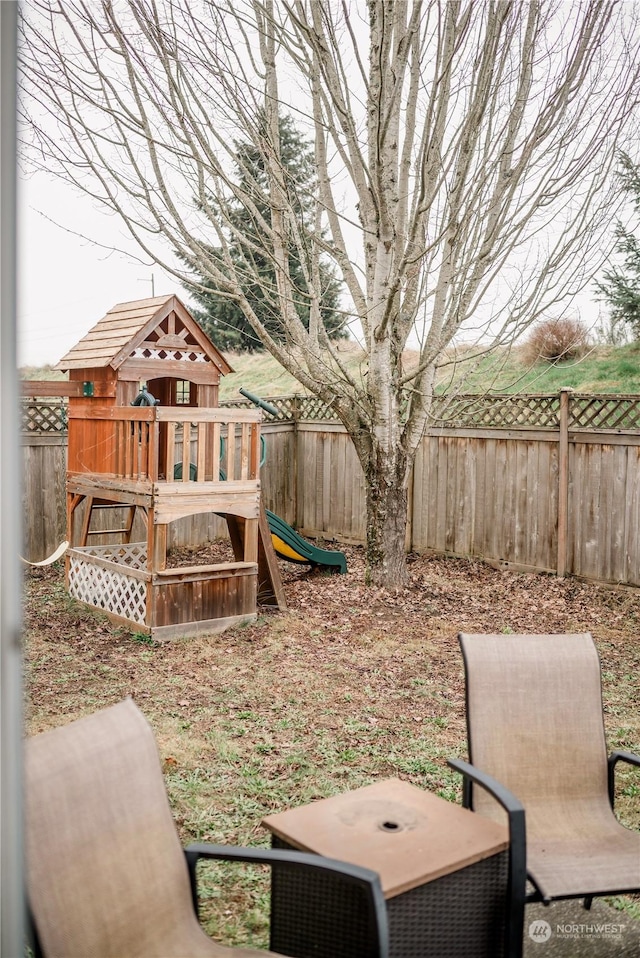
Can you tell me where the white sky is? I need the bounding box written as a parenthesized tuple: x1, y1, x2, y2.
(18, 171, 179, 368)
(19, 163, 609, 370)
(18, 167, 607, 371)
(17, 4, 616, 370)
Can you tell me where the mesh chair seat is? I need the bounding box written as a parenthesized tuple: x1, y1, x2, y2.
(25, 700, 283, 958)
(527, 814, 640, 900)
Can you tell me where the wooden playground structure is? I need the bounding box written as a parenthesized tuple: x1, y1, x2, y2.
(51, 294, 285, 640)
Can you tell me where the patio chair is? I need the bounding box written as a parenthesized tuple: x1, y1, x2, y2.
(25, 698, 388, 958)
(448, 632, 640, 958)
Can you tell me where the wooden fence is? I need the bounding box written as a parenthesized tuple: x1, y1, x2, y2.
(21, 390, 640, 589)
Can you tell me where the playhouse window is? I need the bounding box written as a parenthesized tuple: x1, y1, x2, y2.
(175, 380, 191, 404)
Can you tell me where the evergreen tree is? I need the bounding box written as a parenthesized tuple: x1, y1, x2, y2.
(596, 154, 640, 342)
(185, 115, 345, 352)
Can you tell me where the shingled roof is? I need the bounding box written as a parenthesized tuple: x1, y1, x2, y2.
(56, 295, 232, 374)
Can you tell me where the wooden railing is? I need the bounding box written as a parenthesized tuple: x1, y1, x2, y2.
(159, 408, 261, 484)
(67, 406, 261, 484)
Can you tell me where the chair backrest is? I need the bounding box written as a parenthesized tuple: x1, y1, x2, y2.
(459, 633, 610, 824)
(25, 699, 216, 958)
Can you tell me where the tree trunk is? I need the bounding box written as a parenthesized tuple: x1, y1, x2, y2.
(363, 447, 410, 589)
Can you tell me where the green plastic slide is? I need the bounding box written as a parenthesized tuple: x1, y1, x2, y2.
(265, 509, 347, 574)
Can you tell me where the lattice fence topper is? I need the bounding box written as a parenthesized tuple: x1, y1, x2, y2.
(568, 395, 640, 430)
(429, 394, 561, 429)
(21, 391, 640, 432)
(79, 542, 148, 571)
(68, 553, 147, 626)
(221, 395, 289, 421)
(222, 393, 336, 421)
(21, 398, 67, 433)
(227, 391, 640, 429)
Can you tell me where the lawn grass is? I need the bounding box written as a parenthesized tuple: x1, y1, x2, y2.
(24, 547, 640, 948)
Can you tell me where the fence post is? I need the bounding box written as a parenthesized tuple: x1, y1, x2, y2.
(406, 460, 414, 554)
(291, 395, 301, 529)
(557, 388, 571, 578)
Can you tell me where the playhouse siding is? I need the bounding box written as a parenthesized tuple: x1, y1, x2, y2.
(149, 566, 258, 631)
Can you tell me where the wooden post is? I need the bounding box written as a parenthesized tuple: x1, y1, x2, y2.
(139, 422, 149, 479)
(248, 421, 260, 480)
(226, 515, 245, 561)
(226, 509, 287, 610)
(406, 461, 414, 554)
(212, 421, 221, 481)
(181, 421, 190, 481)
(292, 396, 300, 529)
(148, 506, 167, 572)
(66, 491, 82, 586)
(148, 418, 159, 482)
(165, 421, 176, 480)
(80, 496, 94, 547)
(197, 423, 206, 480)
(557, 388, 571, 578)
(226, 422, 235, 480)
(244, 516, 259, 564)
(257, 502, 287, 610)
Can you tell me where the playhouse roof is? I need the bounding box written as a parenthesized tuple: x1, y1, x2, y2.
(56, 295, 233, 374)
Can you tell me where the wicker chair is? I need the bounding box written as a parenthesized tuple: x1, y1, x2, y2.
(25, 699, 388, 958)
(448, 632, 640, 958)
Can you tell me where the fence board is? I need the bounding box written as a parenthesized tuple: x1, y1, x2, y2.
(471, 438, 487, 559)
(21, 437, 67, 562)
(624, 449, 640, 585)
(568, 442, 640, 586)
(454, 440, 475, 556)
(260, 423, 296, 525)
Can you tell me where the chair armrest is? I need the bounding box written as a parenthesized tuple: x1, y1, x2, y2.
(184, 842, 389, 958)
(447, 758, 523, 815)
(608, 750, 640, 808)
(448, 758, 526, 958)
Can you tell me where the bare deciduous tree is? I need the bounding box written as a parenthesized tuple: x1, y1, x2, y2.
(20, 0, 640, 586)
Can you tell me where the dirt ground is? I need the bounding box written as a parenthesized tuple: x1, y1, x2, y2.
(24, 545, 640, 805)
(24, 544, 640, 737)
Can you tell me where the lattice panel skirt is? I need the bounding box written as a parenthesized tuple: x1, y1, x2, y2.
(68, 554, 147, 626)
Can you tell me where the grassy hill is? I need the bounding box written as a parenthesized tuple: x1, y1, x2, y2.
(21, 340, 640, 400)
(459, 342, 640, 395)
(220, 341, 640, 399)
